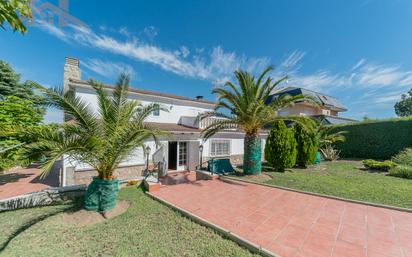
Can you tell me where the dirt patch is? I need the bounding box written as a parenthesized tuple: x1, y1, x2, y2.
(61, 200, 131, 226)
(244, 173, 273, 182)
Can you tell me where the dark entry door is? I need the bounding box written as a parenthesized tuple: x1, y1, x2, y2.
(168, 141, 177, 170)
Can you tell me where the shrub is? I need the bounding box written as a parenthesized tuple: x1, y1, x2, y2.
(362, 159, 396, 171)
(294, 122, 318, 167)
(389, 165, 412, 179)
(331, 118, 412, 159)
(320, 144, 340, 161)
(265, 120, 297, 172)
(392, 148, 412, 166)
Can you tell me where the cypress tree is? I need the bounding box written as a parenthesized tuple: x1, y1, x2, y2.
(265, 120, 297, 172)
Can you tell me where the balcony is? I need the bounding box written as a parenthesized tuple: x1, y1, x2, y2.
(178, 116, 237, 130)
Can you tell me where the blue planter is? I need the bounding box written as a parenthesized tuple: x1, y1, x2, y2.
(314, 151, 321, 165)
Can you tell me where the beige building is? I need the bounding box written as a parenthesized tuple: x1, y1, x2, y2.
(269, 87, 356, 124)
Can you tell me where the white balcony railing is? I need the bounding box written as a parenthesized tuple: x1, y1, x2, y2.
(199, 117, 237, 130)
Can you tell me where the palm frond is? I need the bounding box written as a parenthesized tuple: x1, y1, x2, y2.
(34, 85, 97, 133)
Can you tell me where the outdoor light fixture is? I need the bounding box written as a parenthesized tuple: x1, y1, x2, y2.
(145, 145, 151, 175)
(199, 144, 204, 169)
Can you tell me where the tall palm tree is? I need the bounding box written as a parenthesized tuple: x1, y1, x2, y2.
(201, 67, 311, 175)
(22, 74, 165, 212)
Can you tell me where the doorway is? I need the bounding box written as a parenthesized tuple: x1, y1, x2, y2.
(168, 141, 177, 170)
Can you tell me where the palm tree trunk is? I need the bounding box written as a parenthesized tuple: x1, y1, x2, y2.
(243, 133, 262, 175)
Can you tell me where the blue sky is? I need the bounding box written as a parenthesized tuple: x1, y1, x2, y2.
(2, 0, 412, 122)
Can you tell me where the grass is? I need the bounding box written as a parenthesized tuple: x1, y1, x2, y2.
(235, 160, 412, 209)
(0, 187, 258, 257)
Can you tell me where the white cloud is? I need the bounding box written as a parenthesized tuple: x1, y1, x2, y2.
(37, 20, 69, 42)
(282, 50, 306, 69)
(352, 58, 366, 70)
(119, 27, 132, 37)
(82, 59, 136, 79)
(373, 94, 401, 104)
(39, 24, 272, 84)
(143, 26, 158, 41)
(287, 58, 412, 118)
(37, 23, 412, 119)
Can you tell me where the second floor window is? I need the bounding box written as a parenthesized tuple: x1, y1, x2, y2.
(210, 139, 231, 156)
(153, 104, 160, 116)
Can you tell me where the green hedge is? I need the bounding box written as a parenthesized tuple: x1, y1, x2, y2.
(331, 118, 412, 159)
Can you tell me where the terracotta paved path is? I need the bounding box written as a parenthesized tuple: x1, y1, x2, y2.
(0, 164, 59, 200)
(152, 173, 412, 257)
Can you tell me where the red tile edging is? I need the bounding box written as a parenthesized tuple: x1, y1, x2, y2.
(220, 176, 412, 213)
(146, 191, 280, 257)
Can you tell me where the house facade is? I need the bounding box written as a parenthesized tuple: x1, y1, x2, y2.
(61, 57, 267, 186)
(268, 87, 356, 124)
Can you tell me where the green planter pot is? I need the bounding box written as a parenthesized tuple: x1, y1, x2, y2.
(85, 177, 119, 212)
(314, 151, 321, 165)
(243, 135, 262, 175)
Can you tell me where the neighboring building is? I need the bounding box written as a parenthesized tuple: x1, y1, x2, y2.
(61, 57, 267, 186)
(267, 87, 356, 124)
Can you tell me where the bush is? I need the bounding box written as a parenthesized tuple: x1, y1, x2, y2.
(362, 159, 396, 171)
(294, 122, 318, 167)
(320, 144, 340, 161)
(265, 120, 297, 172)
(331, 118, 412, 159)
(392, 148, 412, 166)
(389, 165, 412, 179)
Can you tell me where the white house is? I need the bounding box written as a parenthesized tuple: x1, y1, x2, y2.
(61, 57, 267, 186)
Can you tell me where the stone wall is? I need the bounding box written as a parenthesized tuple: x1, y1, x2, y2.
(66, 165, 145, 186)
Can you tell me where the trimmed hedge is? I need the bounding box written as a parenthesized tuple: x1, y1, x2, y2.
(331, 118, 412, 159)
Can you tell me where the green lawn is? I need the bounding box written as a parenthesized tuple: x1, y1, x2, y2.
(0, 187, 258, 257)
(236, 160, 412, 209)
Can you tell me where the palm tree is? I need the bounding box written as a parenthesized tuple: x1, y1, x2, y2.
(201, 67, 312, 175)
(316, 123, 347, 148)
(22, 74, 165, 212)
(314, 121, 347, 161)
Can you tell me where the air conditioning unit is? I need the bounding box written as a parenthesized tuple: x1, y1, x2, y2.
(322, 109, 331, 116)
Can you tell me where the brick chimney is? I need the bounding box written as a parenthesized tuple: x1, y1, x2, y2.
(63, 57, 81, 93)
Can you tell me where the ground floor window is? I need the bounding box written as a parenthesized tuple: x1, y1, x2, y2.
(210, 139, 231, 156)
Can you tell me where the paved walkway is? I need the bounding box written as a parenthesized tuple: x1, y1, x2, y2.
(152, 173, 412, 257)
(0, 164, 60, 200)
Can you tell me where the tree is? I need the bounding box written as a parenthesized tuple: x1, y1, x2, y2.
(0, 95, 42, 126)
(0, 95, 43, 170)
(22, 74, 166, 212)
(265, 120, 297, 172)
(394, 89, 412, 117)
(315, 121, 346, 149)
(0, 60, 45, 116)
(314, 120, 346, 161)
(294, 118, 318, 167)
(201, 66, 311, 175)
(0, 0, 32, 33)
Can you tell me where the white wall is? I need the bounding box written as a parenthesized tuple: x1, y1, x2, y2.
(74, 86, 213, 124)
(202, 137, 266, 158)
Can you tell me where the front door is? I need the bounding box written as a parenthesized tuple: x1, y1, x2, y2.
(177, 142, 188, 170)
(168, 142, 177, 170)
